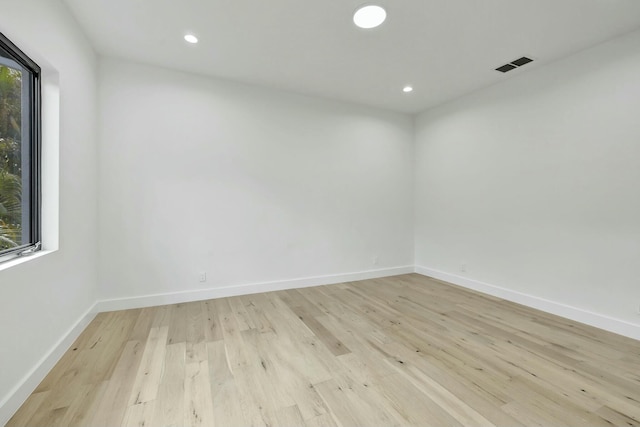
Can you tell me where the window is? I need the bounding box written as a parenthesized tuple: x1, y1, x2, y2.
(0, 32, 41, 260)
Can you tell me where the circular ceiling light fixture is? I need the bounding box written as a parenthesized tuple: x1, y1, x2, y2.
(353, 5, 387, 29)
(403, 85, 414, 93)
(184, 34, 199, 44)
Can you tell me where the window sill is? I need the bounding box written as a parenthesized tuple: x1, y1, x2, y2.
(0, 249, 56, 273)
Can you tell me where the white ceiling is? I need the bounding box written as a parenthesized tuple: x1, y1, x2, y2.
(64, 0, 640, 113)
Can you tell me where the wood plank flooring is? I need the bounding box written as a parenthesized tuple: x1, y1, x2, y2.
(7, 274, 640, 426)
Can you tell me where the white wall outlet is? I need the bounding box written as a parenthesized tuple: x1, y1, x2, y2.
(460, 263, 467, 273)
(373, 256, 379, 266)
(199, 272, 207, 283)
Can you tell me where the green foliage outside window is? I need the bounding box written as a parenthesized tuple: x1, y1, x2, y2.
(0, 65, 23, 250)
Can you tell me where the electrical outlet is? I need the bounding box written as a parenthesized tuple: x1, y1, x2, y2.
(460, 263, 467, 273)
(373, 256, 379, 266)
(199, 272, 207, 283)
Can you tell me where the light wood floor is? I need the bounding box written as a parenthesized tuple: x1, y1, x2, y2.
(8, 274, 640, 426)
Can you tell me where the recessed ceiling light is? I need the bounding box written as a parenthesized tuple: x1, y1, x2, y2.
(403, 86, 413, 93)
(184, 34, 198, 44)
(353, 5, 387, 29)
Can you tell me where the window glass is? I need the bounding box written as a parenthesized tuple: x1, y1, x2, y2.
(0, 33, 40, 258)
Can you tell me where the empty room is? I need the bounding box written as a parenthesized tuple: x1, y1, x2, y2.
(1, 0, 640, 425)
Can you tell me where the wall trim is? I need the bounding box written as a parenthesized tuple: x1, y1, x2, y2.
(5, 263, 637, 425)
(0, 303, 98, 426)
(1, 266, 411, 423)
(95, 265, 415, 312)
(415, 265, 640, 341)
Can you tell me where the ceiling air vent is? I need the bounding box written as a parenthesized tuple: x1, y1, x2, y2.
(495, 56, 534, 73)
(496, 64, 517, 73)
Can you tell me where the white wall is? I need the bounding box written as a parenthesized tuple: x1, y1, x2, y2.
(415, 29, 640, 333)
(0, 0, 98, 422)
(98, 59, 414, 302)
(3, 8, 638, 421)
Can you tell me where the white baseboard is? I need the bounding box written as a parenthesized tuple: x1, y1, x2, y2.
(0, 266, 413, 424)
(415, 266, 640, 341)
(7, 263, 635, 426)
(95, 265, 415, 313)
(0, 304, 98, 426)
